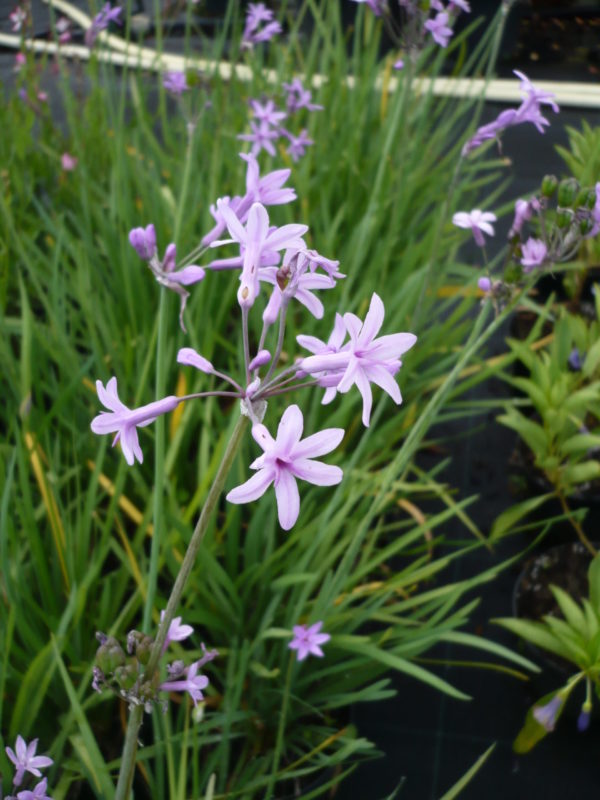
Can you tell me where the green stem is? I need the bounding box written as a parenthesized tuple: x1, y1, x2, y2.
(114, 413, 249, 799)
(142, 121, 197, 634)
(265, 654, 294, 800)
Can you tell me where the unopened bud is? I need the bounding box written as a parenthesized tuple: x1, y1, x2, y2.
(556, 209, 572, 229)
(541, 175, 558, 198)
(580, 218, 594, 236)
(557, 178, 579, 208)
(97, 637, 126, 673)
(579, 187, 598, 211)
(114, 663, 138, 691)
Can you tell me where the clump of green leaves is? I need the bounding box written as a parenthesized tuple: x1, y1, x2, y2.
(494, 552, 600, 751)
(498, 302, 600, 501)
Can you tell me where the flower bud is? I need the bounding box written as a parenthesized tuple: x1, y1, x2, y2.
(136, 635, 154, 665)
(580, 218, 594, 237)
(114, 663, 139, 691)
(129, 224, 157, 261)
(577, 187, 598, 211)
(249, 349, 271, 370)
(96, 637, 126, 673)
(556, 209, 572, 229)
(557, 178, 579, 208)
(541, 174, 558, 198)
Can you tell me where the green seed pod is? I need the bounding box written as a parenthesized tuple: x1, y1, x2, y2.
(557, 178, 579, 208)
(580, 218, 594, 236)
(136, 635, 154, 666)
(541, 175, 558, 198)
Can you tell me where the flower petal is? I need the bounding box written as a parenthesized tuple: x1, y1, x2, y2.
(364, 363, 402, 404)
(292, 428, 344, 459)
(368, 332, 417, 360)
(359, 293, 385, 345)
(276, 405, 304, 455)
(291, 458, 343, 486)
(274, 469, 300, 530)
(355, 368, 373, 427)
(169, 266, 206, 286)
(226, 468, 274, 504)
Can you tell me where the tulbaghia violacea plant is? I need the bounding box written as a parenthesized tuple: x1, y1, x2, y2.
(90, 152, 416, 796)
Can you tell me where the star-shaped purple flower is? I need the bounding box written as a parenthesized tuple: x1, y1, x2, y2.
(289, 621, 331, 661)
(6, 737, 53, 788)
(226, 405, 344, 530)
(520, 237, 547, 272)
(16, 778, 53, 800)
(160, 661, 209, 706)
(424, 12, 453, 47)
(452, 209, 496, 247)
(90, 378, 180, 465)
(300, 293, 417, 426)
(161, 610, 194, 653)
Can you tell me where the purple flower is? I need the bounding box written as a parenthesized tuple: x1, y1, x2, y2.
(509, 198, 536, 237)
(449, 0, 470, 11)
(90, 378, 180, 465)
(9, 6, 27, 32)
(463, 71, 558, 155)
(282, 78, 323, 113)
(452, 209, 496, 247)
(226, 405, 344, 530)
(393, 59, 404, 70)
(16, 778, 53, 800)
(163, 71, 188, 95)
(6, 737, 53, 788)
(250, 98, 286, 127)
(520, 237, 547, 272)
(242, 3, 282, 49)
(301, 294, 417, 426)
(238, 119, 280, 157)
(568, 347, 583, 371)
(260, 251, 335, 324)
(249, 349, 271, 370)
(210, 201, 307, 309)
(161, 610, 193, 653)
(478, 277, 492, 293)
(201, 153, 296, 247)
(282, 128, 314, 162)
(61, 153, 77, 171)
(577, 705, 591, 732)
(533, 694, 563, 732)
(350, 0, 387, 15)
(129, 224, 157, 260)
(85, 3, 122, 47)
(424, 12, 453, 47)
(160, 661, 209, 706)
(289, 621, 331, 661)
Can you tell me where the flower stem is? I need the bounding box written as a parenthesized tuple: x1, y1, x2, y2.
(114, 413, 249, 799)
(557, 492, 596, 556)
(265, 653, 294, 800)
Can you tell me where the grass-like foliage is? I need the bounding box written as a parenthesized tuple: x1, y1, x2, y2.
(0, 1, 539, 796)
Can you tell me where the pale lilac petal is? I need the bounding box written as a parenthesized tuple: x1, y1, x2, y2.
(90, 413, 123, 435)
(252, 423, 276, 452)
(337, 359, 359, 394)
(294, 288, 324, 319)
(322, 386, 338, 405)
(290, 459, 343, 486)
(120, 425, 143, 466)
(292, 428, 344, 459)
(368, 332, 417, 360)
(364, 363, 402, 404)
(219, 201, 247, 244)
(296, 334, 327, 354)
(226, 468, 275, 504)
(246, 202, 270, 243)
(274, 469, 300, 530)
(329, 313, 347, 349)
(264, 223, 309, 251)
(355, 368, 373, 426)
(276, 405, 304, 454)
(302, 351, 352, 373)
(358, 293, 385, 345)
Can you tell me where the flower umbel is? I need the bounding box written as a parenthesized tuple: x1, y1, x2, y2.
(226, 405, 344, 530)
(289, 621, 331, 661)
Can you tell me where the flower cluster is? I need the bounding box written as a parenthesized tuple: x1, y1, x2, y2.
(462, 71, 559, 156)
(241, 3, 282, 49)
(92, 616, 217, 712)
(85, 3, 122, 48)
(238, 78, 322, 162)
(4, 736, 53, 799)
(91, 152, 416, 530)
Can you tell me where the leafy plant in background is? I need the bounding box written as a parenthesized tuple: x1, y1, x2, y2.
(493, 302, 600, 553)
(495, 553, 600, 751)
